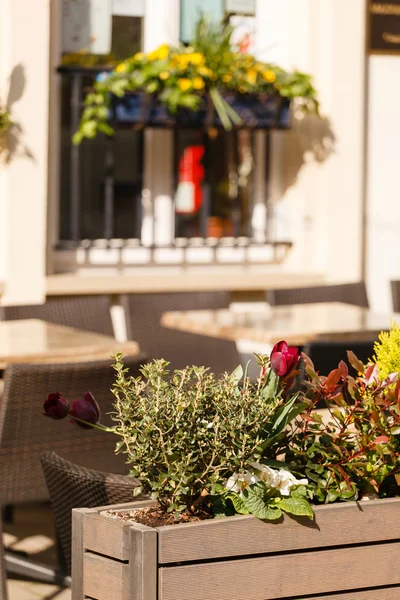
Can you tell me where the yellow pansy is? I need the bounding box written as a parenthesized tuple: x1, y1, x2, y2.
(192, 76, 205, 90)
(115, 63, 126, 73)
(246, 69, 258, 85)
(134, 52, 144, 61)
(178, 78, 192, 91)
(159, 71, 170, 81)
(262, 69, 276, 83)
(222, 74, 232, 83)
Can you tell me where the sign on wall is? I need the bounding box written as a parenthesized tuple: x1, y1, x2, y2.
(62, 0, 112, 54)
(369, 0, 400, 54)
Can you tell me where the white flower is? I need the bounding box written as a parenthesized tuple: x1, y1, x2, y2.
(275, 470, 308, 496)
(249, 462, 281, 487)
(225, 471, 260, 493)
(249, 462, 308, 496)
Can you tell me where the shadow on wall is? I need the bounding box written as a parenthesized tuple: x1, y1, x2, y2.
(274, 109, 336, 196)
(1, 63, 35, 164)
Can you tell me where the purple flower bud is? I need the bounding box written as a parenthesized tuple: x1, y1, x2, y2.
(43, 392, 69, 420)
(270, 340, 300, 377)
(69, 392, 101, 428)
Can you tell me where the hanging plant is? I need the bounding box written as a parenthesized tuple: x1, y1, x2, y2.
(73, 18, 319, 144)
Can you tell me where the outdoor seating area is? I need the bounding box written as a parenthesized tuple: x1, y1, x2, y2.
(2, 1, 400, 597)
(1, 284, 400, 598)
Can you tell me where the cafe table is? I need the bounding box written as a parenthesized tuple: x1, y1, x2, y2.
(161, 302, 400, 348)
(0, 319, 139, 368)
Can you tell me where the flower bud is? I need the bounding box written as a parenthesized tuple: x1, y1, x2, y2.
(43, 392, 69, 420)
(69, 392, 101, 428)
(270, 340, 300, 377)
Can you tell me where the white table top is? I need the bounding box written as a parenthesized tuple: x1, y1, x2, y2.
(0, 319, 139, 368)
(161, 302, 400, 346)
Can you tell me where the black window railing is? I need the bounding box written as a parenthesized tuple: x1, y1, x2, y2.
(57, 66, 292, 265)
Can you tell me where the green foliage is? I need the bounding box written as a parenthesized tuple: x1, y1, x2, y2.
(0, 105, 11, 138)
(373, 321, 400, 380)
(284, 354, 400, 504)
(110, 355, 304, 516)
(74, 17, 320, 143)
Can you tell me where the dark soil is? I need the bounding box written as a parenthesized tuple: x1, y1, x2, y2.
(103, 505, 212, 528)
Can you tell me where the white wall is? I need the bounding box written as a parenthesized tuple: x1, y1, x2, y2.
(0, 0, 49, 304)
(256, 0, 367, 283)
(366, 55, 400, 312)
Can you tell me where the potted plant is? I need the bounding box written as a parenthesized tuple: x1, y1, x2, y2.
(72, 18, 319, 143)
(44, 333, 400, 599)
(0, 101, 11, 155)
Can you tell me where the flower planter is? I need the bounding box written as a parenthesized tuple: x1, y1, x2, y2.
(110, 92, 291, 130)
(72, 497, 400, 600)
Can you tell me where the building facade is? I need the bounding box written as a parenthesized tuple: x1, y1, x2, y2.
(0, 0, 396, 311)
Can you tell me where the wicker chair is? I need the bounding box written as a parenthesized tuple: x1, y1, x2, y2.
(122, 292, 240, 376)
(303, 339, 375, 377)
(267, 282, 369, 308)
(391, 280, 400, 313)
(1, 295, 114, 337)
(40, 452, 145, 575)
(0, 355, 147, 595)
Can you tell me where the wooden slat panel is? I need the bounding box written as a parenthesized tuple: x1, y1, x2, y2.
(158, 497, 400, 563)
(84, 552, 129, 600)
(128, 524, 158, 600)
(84, 501, 155, 561)
(84, 514, 131, 561)
(72, 508, 97, 600)
(306, 588, 400, 600)
(159, 541, 400, 600)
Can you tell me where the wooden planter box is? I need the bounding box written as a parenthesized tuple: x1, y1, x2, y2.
(110, 92, 291, 130)
(72, 497, 400, 600)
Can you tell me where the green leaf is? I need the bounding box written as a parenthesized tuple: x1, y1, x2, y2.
(242, 482, 282, 520)
(279, 496, 314, 519)
(231, 364, 243, 384)
(229, 493, 249, 515)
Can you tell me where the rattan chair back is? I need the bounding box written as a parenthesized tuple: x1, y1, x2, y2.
(40, 451, 145, 574)
(0, 355, 147, 507)
(1, 296, 114, 336)
(267, 282, 369, 308)
(122, 292, 239, 376)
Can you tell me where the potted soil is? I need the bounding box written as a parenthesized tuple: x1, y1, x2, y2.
(44, 332, 400, 599)
(72, 18, 319, 143)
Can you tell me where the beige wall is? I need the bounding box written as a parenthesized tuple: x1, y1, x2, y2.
(256, 0, 367, 283)
(366, 54, 400, 312)
(0, 0, 50, 304)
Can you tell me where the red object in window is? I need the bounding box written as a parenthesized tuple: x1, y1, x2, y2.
(175, 145, 205, 214)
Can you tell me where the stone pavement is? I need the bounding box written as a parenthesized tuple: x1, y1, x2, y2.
(3, 504, 71, 600)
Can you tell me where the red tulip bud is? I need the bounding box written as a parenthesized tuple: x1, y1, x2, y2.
(270, 340, 300, 377)
(43, 392, 69, 420)
(69, 392, 101, 428)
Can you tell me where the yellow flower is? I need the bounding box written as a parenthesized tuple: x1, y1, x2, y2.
(115, 62, 126, 73)
(134, 52, 144, 61)
(192, 76, 205, 90)
(159, 71, 170, 81)
(148, 43, 170, 62)
(198, 66, 213, 78)
(246, 69, 258, 85)
(222, 74, 232, 83)
(262, 69, 276, 83)
(178, 78, 192, 91)
(188, 52, 205, 65)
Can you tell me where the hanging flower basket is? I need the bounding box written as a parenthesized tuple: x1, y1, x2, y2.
(110, 90, 291, 129)
(72, 18, 319, 143)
